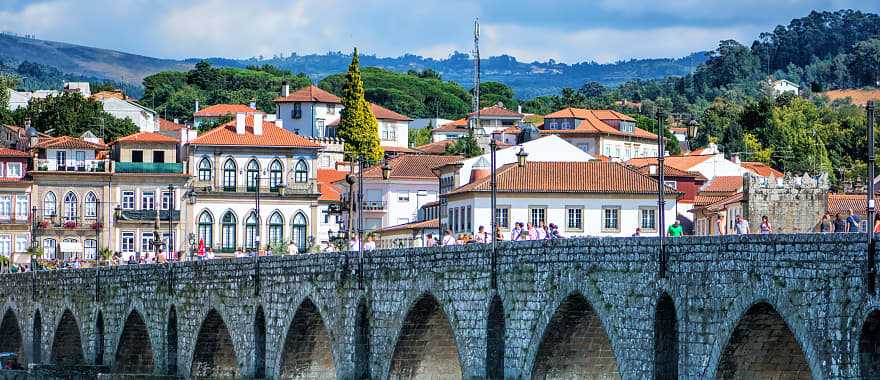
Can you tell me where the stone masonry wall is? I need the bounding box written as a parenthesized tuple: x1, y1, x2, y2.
(0, 233, 877, 379)
(743, 172, 830, 233)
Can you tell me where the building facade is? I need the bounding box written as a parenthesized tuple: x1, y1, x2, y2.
(0, 149, 32, 264)
(540, 108, 659, 160)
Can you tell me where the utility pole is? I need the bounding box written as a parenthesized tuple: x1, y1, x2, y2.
(867, 100, 876, 295)
(657, 111, 667, 278)
(472, 18, 480, 136)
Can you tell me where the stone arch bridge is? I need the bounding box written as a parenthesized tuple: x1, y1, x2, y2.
(1, 234, 880, 379)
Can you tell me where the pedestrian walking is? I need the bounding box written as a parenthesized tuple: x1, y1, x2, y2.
(834, 213, 847, 232)
(426, 233, 436, 247)
(667, 220, 684, 237)
(536, 221, 548, 240)
(734, 215, 750, 235)
(442, 230, 456, 246)
(819, 214, 833, 233)
(527, 223, 537, 240)
(364, 235, 377, 251)
(495, 226, 504, 242)
(874, 213, 880, 233)
(511, 222, 523, 241)
(475, 226, 490, 243)
(759, 216, 772, 234)
(847, 209, 862, 232)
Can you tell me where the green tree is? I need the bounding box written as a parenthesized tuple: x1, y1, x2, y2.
(444, 134, 482, 157)
(409, 122, 433, 147)
(743, 133, 772, 164)
(11, 92, 137, 141)
(338, 48, 383, 162)
(632, 114, 680, 155)
(695, 98, 741, 149)
(769, 97, 832, 174)
(848, 38, 880, 86)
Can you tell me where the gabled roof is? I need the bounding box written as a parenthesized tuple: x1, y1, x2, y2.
(33, 136, 107, 150)
(317, 168, 347, 201)
(706, 192, 744, 212)
(469, 105, 523, 118)
(540, 107, 656, 140)
(0, 148, 30, 158)
(415, 139, 456, 154)
(371, 103, 412, 121)
(381, 145, 421, 155)
(190, 115, 320, 148)
(627, 155, 715, 173)
(375, 219, 438, 233)
(91, 91, 134, 101)
(701, 175, 743, 193)
(112, 132, 178, 144)
(741, 161, 783, 177)
(193, 104, 257, 117)
(158, 118, 186, 132)
(362, 154, 463, 180)
(828, 193, 880, 214)
(274, 85, 341, 103)
(633, 164, 706, 180)
(433, 118, 469, 133)
(448, 161, 676, 195)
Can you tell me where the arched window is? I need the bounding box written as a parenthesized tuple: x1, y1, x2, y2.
(198, 212, 213, 248)
(292, 212, 308, 252)
(84, 192, 98, 219)
(43, 238, 56, 260)
(221, 212, 237, 252)
(268, 212, 283, 246)
(198, 158, 212, 182)
(245, 212, 259, 250)
(223, 159, 237, 192)
(43, 192, 56, 217)
(246, 160, 260, 192)
(63, 192, 78, 221)
(269, 160, 283, 191)
(294, 160, 308, 183)
(84, 239, 97, 260)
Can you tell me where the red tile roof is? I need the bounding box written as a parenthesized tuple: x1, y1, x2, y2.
(190, 115, 320, 148)
(113, 132, 178, 144)
(33, 136, 107, 150)
(275, 85, 341, 103)
(828, 193, 880, 214)
(540, 108, 656, 140)
(694, 194, 728, 207)
(317, 169, 347, 201)
(448, 161, 676, 195)
(158, 118, 186, 132)
(0, 148, 30, 157)
(381, 145, 421, 155)
(633, 164, 706, 180)
(91, 91, 132, 101)
(701, 176, 743, 193)
(433, 118, 469, 133)
(706, 192, 744, 212)
(193, 104, 258, 117)
(469, 105, 523, 118)
(627, 155, 714, 173)
(415, 140, 456, 154)
(741, 161, 783, 177)
(370, 103, 412, 121)
(362, 154, 463, 180)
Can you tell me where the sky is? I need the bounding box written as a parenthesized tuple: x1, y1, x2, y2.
(1, 0, 879, 64)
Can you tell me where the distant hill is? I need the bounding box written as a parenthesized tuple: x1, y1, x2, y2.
(0, 32, 708, 99)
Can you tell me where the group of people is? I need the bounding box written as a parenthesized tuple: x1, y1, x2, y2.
(819, 209, 868, 233)
(422, 221, 564, 247)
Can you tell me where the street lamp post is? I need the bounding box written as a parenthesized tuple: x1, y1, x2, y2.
(167, 184, 174, 261)
(354, 155, 392, 289)
(867, 100, 876, 295)
(657, 111, 667, 278)
(490, 139, 498, 289)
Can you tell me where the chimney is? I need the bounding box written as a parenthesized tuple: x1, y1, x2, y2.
(731, 154, 741, 164)
(470, 166, 491, 182)
(517, 105, 522, 114)
(235, 113, 246, 135)
(250, 99, 257, 110)
(275, 119, 284, 130)
(253, 113, 263, 136)
(281, 81, 290, 97)
(649, 165, 657, 175)
(173, 118, 179, 124)
(194, 100, 200, 113)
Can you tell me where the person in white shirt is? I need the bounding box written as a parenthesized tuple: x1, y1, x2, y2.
(511, 222, 523, 241)
(442, 230, 456, 246)
(426, 233, 436, 247)
(364, 235, 377, 251)
(536, 221, 548, 240)
(475, 225, 490, 243)
(348, 237, 360, 252)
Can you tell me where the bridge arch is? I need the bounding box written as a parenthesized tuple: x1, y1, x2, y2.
(167, 305, 178, 375)
(0, 306, 25, 362)
(859, 308, 880, 378)
(276, 297, 336, 379)
(354, 297, 371, 379)
(654, 292, 678, 380)
(94, 310, 105, 365)
(51, 308, 85, 365)
(191, 307, 241, 378)
(254, 305, 266, 378)
(32, 308, 42, 364)
(388, 292, 463, 379)
(485, 293, 505, 379)
(527, 290, 621, 379)
(113, 308, 155, 374)
(708, 298, 815, 379)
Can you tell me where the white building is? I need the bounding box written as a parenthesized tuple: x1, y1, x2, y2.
(193, 103, 259, 128)
(7, 90, 59, 110)
(411, 118, 452, 131)
(335, 154, 463, 231)
(431, 118, 469, 142)
(769, 79, 799, 97)
(540, 108, 659, 160)
(443, 161, 678, 238)
(628, 144, 749, 181)
(99, 97, 159, 133)
(187, 113, 324, 255)
(430, 105, 525, 143)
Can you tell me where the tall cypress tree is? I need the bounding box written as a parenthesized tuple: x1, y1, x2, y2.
(338, 48, 383, 162)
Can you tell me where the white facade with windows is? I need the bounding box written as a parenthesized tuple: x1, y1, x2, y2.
(277, 100, 340, 138)
(445, 194, 677, 237)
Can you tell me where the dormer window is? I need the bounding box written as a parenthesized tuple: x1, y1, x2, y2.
(561, 120, 572, 129)
(619, 121, 635, 133)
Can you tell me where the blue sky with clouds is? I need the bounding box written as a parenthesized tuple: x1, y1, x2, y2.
(1, 0, 879, 63)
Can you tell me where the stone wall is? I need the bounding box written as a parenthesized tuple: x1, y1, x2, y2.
(743, 172, 830, 233)
(0, 233, 877, 379)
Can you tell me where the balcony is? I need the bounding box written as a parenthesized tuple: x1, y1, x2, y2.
(192, 181, 320, 196)
(117, 210, 181, 222)
(0, 215, 30, 225)
(35, 159, 108, 173)
(115, 162, 183, 174)
(363, 201, 386, 211)
(34, 216, 103, 231)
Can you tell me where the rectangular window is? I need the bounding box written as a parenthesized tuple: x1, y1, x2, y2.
(14, 235, 27, 253)
(122, 191, 135, 210)
(530, 207, 546, 227)
(84, 239, 97, 260)
(0, 195, 10, 220)
(161, 192, 172, 210)
(640, 207, 657, 231)
(316, 119, 325, 137)
(141, 232, 154, 252)
(398, 192, 410, 202)
(153, 150, 165, 163)
(466, 206, 472, 231)
(56, 150, 66, 168)
(14, 194, 28, 220)
(664, 180, 677, 190)
(75, 151, 85, 168)
(131, 150, 144, 163)
(142, 191, 155, 210)
(162, 233, 174, 253)
(0, 235, 10, 255)
(602, 207, 620, 232)
(567, 207, 583, 231)
(292, 102, 302, 119)
(121, 232, 134, 253)
(43, 238, 56, 259)
(327, 104, 336, 114)
(496, 207, 510, 229)
(6, 162, 21, 178)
